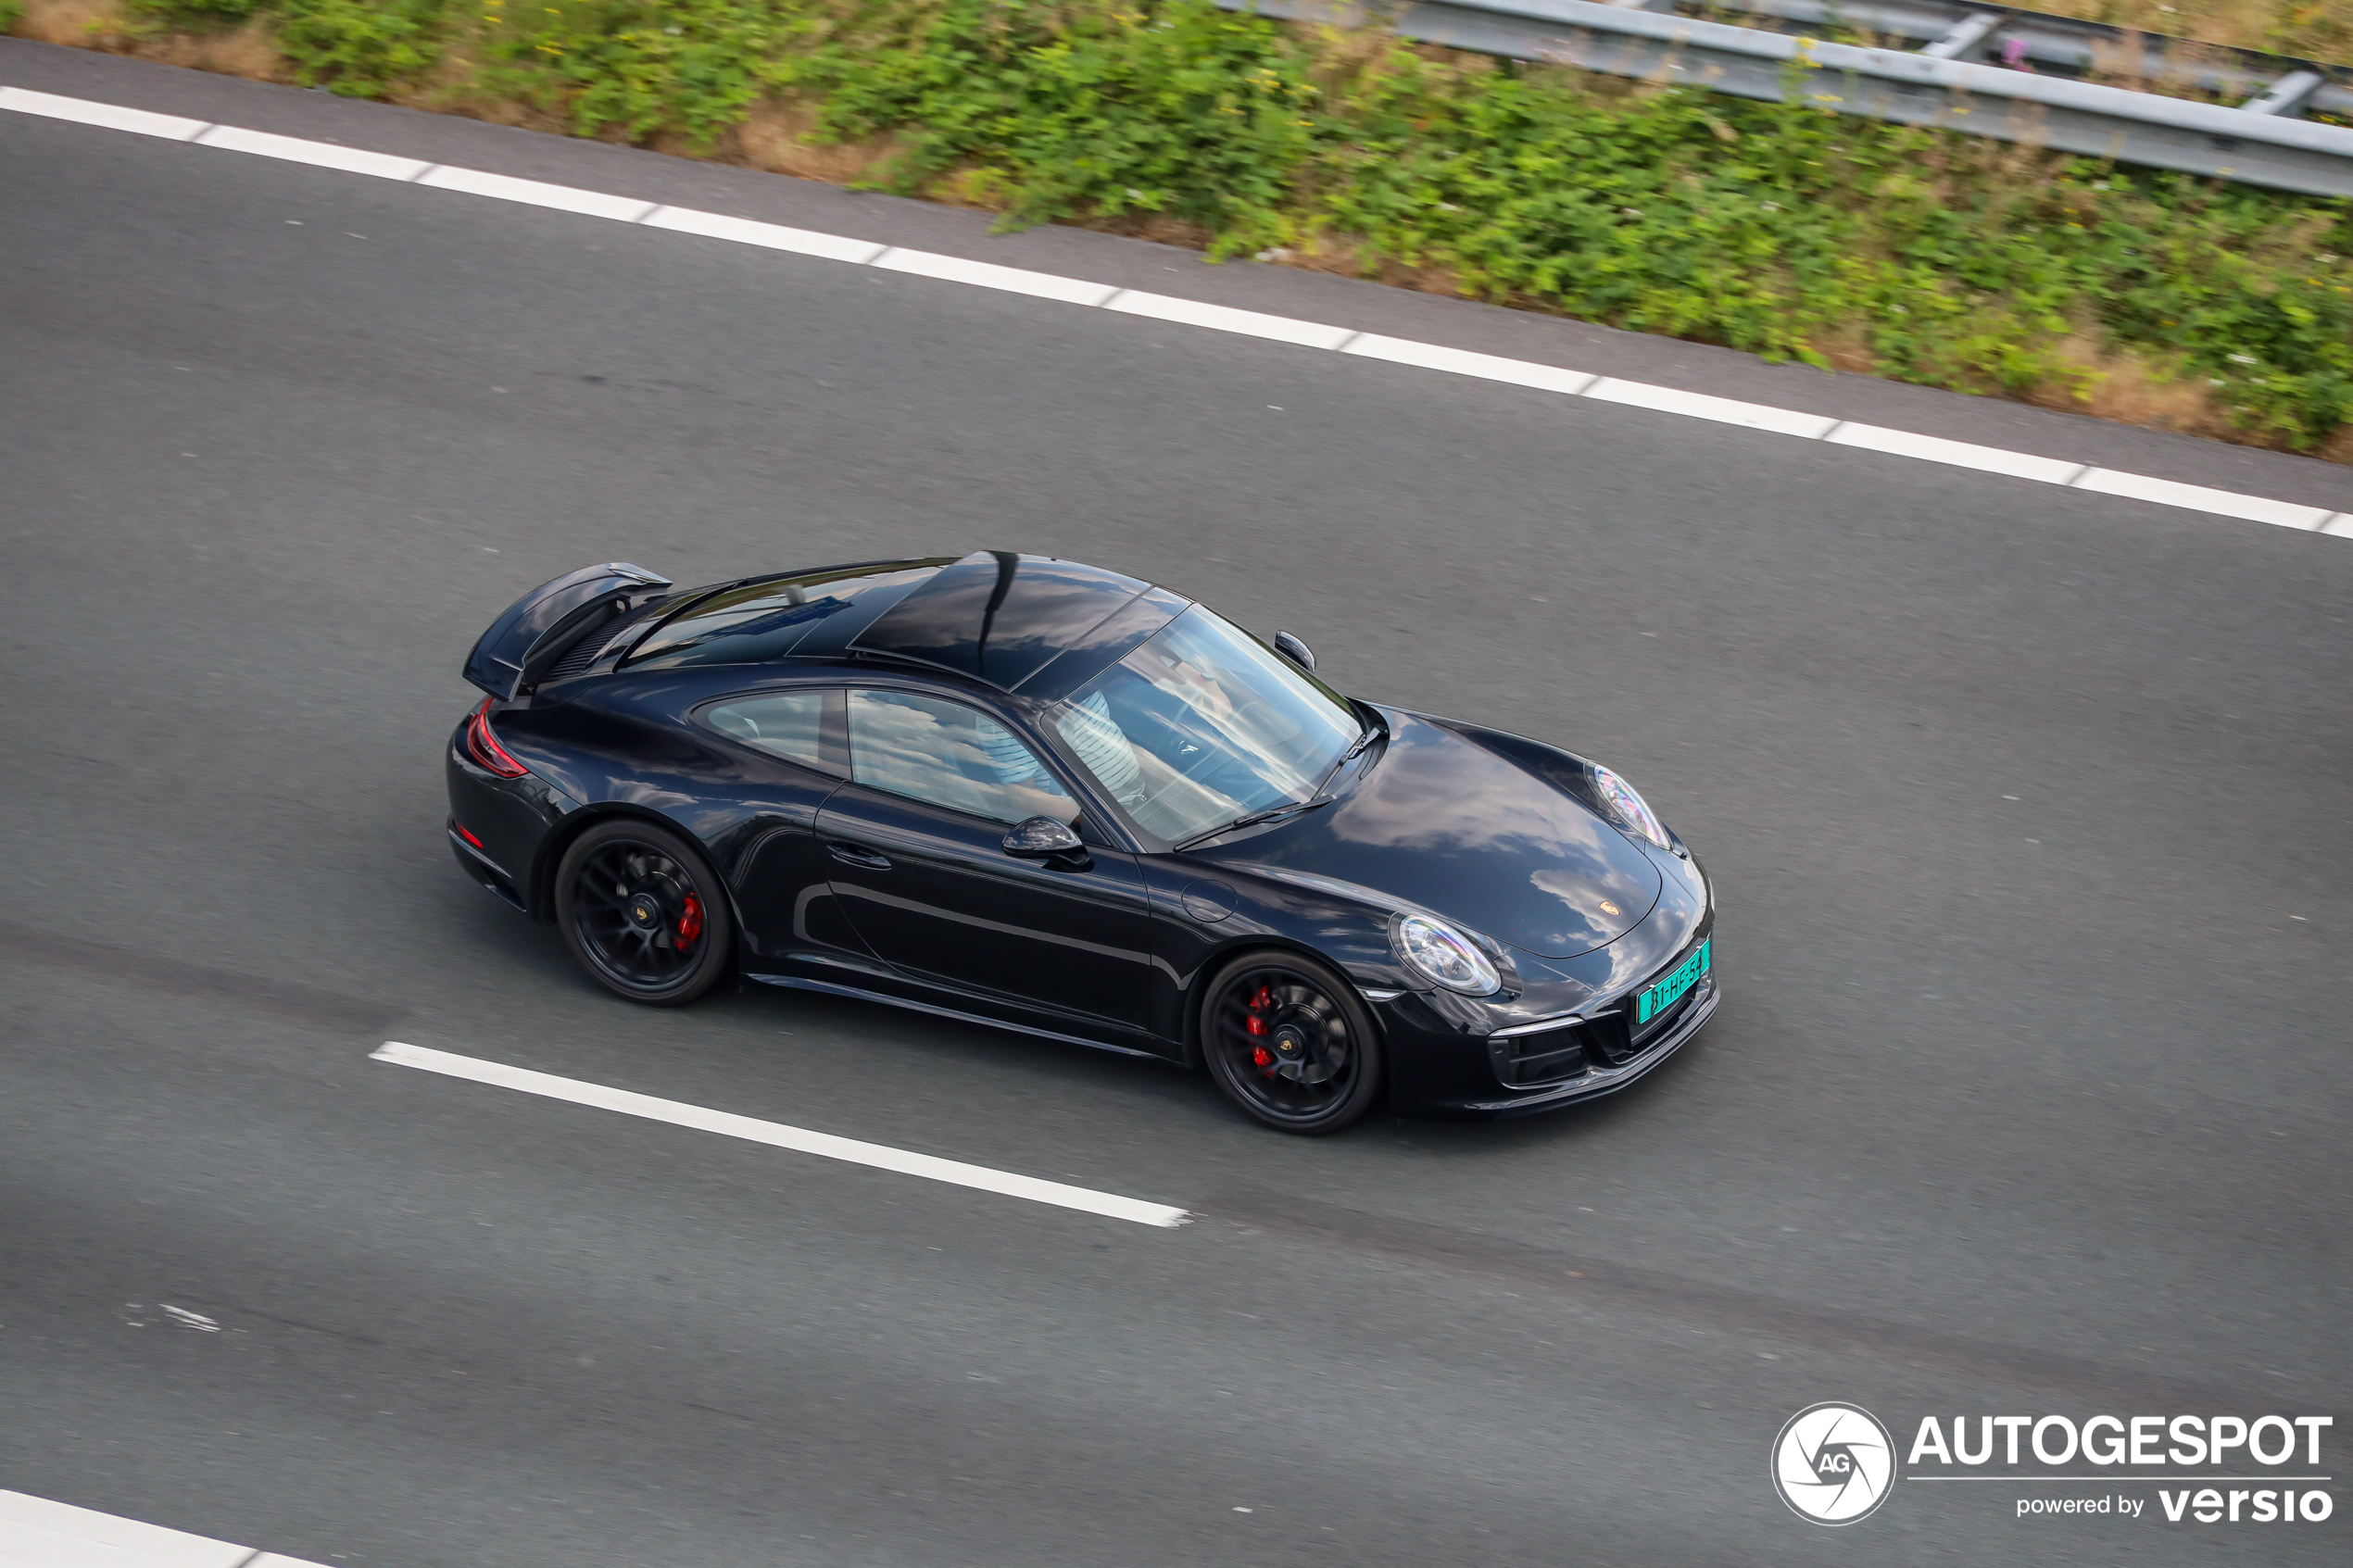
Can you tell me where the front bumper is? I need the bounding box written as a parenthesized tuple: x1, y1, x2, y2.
(1372, 862, 1715, 1117)
(1455, 973, 1718, 1117)
(1370, 962, 1718, 1119)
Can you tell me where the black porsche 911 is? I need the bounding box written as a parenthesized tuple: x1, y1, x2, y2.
(447, 551, 1716, 1133)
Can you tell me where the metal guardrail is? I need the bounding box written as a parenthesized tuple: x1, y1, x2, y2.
(1697, 0, 2352, 118)
(1225, 0, 2353, 196)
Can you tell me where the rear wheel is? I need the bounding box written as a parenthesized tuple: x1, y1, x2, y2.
(555, 819, 733, 1006)
(1201, 951, 1383, 1134)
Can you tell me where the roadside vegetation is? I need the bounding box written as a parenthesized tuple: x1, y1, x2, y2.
(2030, 0, 2348, 65)
(13, 0, 2353, 457)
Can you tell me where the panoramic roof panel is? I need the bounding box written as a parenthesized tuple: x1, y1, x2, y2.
(849, 551, 1149, 690)
(1014, 583, 1189, 702)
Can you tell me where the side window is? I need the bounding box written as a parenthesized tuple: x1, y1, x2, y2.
(705, 690, 835, 771)
(847, 689, 1076, 826)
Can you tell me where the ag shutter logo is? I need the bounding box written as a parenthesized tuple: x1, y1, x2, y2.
(1772, 1402, 1897, 1524)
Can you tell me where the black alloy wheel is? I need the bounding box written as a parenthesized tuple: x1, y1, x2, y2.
(555, 819, 734, 1006)
(1201, 951, 1383, 1134)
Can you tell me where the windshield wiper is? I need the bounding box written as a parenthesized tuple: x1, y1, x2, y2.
(1176, 797, 1330, 850)
(1317, 705, 1388, 787)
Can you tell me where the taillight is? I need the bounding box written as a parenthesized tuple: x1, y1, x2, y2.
(465, 699, 531, 778)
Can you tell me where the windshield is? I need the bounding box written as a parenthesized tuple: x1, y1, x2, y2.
(1052, 607, 1361, 844)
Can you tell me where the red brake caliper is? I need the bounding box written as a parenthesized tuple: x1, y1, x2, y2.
(1246, 983, 1274, 1071)
(677, 893, 705, 951)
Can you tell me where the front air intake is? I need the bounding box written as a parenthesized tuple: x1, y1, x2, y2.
(1491, 1022, 1593, 1087)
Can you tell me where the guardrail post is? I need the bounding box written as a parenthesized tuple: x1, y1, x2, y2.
(1920, 11, 2004, 61)
(2241, 69, 2324, 118)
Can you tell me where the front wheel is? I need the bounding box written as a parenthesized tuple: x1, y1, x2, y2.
(1201, 951, 1383, 1134)
(555, 818, 734, 1006)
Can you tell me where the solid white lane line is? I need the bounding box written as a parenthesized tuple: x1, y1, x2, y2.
(1342, 332, 1599, 395)
(640, 204, 886, 263)
(413, 164, 659, 223)
(1583, 377, 1842, 439)
(3, 83, 2345, 540)
(0, 1489, 331, 1568)
(1824, 421, 2088, 485)
(371, 1043, 1191, 1227)
(190, 124, 431, 182)
(872, 246, 1121, 307)
(1101, 288, 1359, 350)
(0, 84, 208, 141)
(2070, 468, 2333, 530)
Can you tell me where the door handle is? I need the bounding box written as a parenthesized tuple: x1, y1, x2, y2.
(826, 841, 892, 871)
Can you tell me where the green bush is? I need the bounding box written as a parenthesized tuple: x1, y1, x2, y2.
(116, 0, 2353, 449)
(127, 0, 451, 94)
(475, 0, 820, 144)
(804, 0, 1322, 239)
(277, 0, 450, 95)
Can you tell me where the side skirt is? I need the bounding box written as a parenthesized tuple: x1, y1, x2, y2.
(744, 973, 1171, 1063)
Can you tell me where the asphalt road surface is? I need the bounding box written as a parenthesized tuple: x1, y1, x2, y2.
(3, 39, 2348, 1568)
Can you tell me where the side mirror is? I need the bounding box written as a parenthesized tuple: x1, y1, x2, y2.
(1273, 631, 1316, 672)
(1003, 816, 1087, 860)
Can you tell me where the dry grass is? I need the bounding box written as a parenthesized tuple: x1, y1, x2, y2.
(2020, 334, 2233, 433)
(1062, 207, 1221, 248)
(145, 15, 282, 77)
(18, 0, 286, 77)
(393, 50, 581, 137)
(735, 101, 906, 185)
(2027, 0, 2350, 63)
(17, 0, 134, 46)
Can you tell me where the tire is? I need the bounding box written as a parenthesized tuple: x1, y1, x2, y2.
(554, 818, 734, 1006)
(1200, 950, 1384, 1135)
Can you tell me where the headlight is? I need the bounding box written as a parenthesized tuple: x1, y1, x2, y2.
(1591, 765, 1673, 852)
(1392, 913, 1502, 997)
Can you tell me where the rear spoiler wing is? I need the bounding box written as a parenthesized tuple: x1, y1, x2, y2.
(463, 562, 673, 700)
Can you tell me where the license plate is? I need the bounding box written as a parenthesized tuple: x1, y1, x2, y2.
(1636, 938, 1710, 1024)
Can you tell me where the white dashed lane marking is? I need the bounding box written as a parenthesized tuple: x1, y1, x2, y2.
(371, 1043, 1192, 1227)
(0, 82, 2343, 537)
(0, 1489, 329, 1568)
